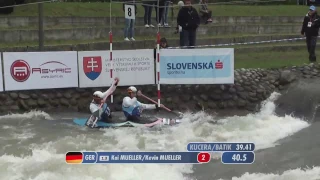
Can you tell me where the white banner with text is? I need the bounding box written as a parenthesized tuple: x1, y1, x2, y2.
(159, 48, 234, 84)
(3, 51, 79, 91)
(78, 49, 155, 87)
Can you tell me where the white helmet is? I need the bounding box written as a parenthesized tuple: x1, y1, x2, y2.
(127, 86, 137, 93)
(93, 91, 104, 99)
(178, 1, 184, 7)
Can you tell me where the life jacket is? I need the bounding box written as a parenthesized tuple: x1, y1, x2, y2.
(122, 100, 141, 118)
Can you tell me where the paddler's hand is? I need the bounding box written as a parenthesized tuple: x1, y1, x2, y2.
(155, 104, 164, 111)
(114, 77, 120, 85)
(155, 104, 160, 111)
(137, 90, 142, 96)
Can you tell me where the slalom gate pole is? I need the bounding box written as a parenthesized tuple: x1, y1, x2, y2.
(109, 32, 113, 103)
(157, 32, 161, 108)
(109, 0, 113, 103)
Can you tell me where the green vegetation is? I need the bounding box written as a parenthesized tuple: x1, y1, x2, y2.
(6, 3, 310, 17)
(235, 50, 312, 69)
(0, 33, 302, 47)
(0, 38, 312, 69)
(0, 36, 307, 48)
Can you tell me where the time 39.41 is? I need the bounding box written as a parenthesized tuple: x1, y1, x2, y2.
(235, 143, 255, 151)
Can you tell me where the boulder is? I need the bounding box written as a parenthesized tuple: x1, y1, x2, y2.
(19, 93, 30, 99)
(9, 93, 18, 100)
(31, 93, 38, 99)
(49, 99, 59, 107)
(56, 93, 63, 98)
(9, 105, 20, 111)
(279, 70, 296, 85)
(5, 100, 15, 106)
(27, 100, 37, 108)
(19, 100, 29, 110)
(0, 94, 6, 101)
(70, 99, 78, 106)
(63, 92, 72, 99)
(237, 99, 247, 107)
(37, 99, 47, 107)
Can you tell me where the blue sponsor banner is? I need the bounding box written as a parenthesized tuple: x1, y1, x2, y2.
(221, 152, 255, 164)
(80, 151, 207, 164)
(159, 48, 234, 84)
(187, 142, 255, 152)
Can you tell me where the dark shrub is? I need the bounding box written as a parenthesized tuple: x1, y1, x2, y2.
(0, 0, 15, 14)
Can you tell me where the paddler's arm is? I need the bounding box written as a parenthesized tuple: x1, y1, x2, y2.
(138, 101, 157, 110)
(101, 78, 119, 99)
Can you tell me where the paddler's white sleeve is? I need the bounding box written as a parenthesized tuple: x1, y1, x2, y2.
(138, 101, 157, 110)
(101, 81, 117, 99)
(90, 103, 99, 113)
(122, 97, 156, 110)
(123, 96, 137, 107)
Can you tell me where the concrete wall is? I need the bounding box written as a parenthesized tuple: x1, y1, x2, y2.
(0, 64, 316, 114)
(0, 16, 303, 28)
(1, 25, 302, 42)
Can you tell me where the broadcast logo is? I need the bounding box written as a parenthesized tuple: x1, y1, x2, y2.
(99, 155, 109, 161)
(10, 60, 31, 82)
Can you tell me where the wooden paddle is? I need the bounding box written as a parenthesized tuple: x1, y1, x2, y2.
(140, 93, 172, 112)
(140, 93, 183, 117)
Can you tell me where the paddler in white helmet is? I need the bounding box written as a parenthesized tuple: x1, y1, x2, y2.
(87, 77, 120, 126)
(122, 86, 164, 123)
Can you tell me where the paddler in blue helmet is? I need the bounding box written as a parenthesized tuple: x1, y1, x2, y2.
(86, 77, 119, 126)
(122, 86, 164, 123)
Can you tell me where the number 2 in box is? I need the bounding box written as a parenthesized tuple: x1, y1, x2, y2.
(197, 152, 211, 163)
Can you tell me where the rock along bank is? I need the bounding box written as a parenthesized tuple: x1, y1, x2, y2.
(1, 63, 319, 114)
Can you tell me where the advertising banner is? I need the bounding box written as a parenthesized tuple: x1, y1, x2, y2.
(159, 48, 234, 84)
(78, 49, 155, 88)
(3, 51, 78, 91)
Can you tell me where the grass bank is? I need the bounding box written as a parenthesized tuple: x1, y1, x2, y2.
(0, 44, 312, 69)
(7, 3, 309, 17)
(235, 50, 312, 69)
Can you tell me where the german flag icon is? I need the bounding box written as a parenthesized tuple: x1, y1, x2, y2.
(66, 152, 83, 164)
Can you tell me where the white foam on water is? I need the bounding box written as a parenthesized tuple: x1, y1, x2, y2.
(0, 110, 52, 121)
(0, 92, 312, 180)
(223, 166, 320, 180)
(11, 128, 36, 140)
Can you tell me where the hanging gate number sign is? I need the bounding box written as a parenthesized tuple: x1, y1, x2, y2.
(125, 4, 135, 19)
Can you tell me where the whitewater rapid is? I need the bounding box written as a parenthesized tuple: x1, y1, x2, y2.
(0, 92, 318, 180)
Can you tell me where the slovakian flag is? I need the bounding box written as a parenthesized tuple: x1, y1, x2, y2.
(66, 152, 83, 164)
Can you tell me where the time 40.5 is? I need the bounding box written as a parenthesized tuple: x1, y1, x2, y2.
(221, 152, 254, 164)
(232, 154, 247, 161)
